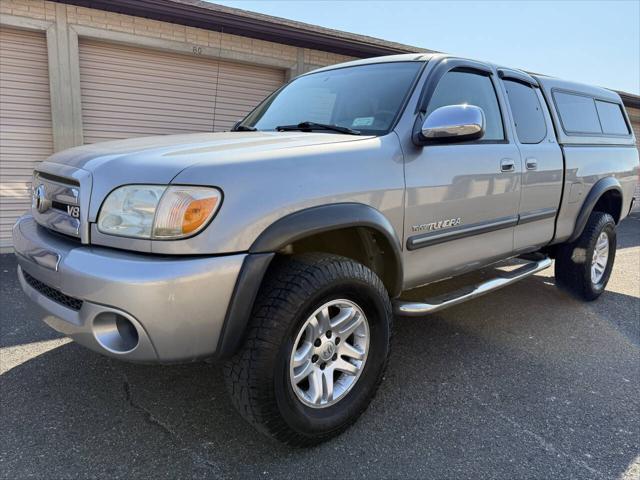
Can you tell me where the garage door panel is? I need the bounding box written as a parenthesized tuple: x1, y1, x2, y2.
(81, 50, 218, 72)
(83, 112, 210, 129)
(0, 88, 52, 102)
(80, 40, 285, 142)
(80, 70, 217, 92)
(82, 96, 215, 116)
(0, 28, 53, 248)
(81, 102, 214, 120)
(0, 49, 48, 64)
(0, 146, 54, 156)
(80, 61, 218, 82)
(1, 124, 55, 135)
(80, 51, 221, 79)
(0, 137, 53, 147)
(81, 83, 217, 105)
(0, 115, 52, 127)
(1, 71, 49, 85)
(0, 184, 31, 200)
(0, 101, 51, 114)
(83, 122, 204, 134)
(80, 61, 220, 84)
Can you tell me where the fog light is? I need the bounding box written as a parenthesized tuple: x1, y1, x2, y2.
(93, 312, 139, 353)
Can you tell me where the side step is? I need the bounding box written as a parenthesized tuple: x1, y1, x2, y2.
(394, 257, 552, 317)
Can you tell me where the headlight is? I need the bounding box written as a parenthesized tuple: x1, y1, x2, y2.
(97, 185, 222, 239)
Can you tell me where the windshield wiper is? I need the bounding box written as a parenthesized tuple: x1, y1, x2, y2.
(233, 124, 257, 132)
(276, 121, 360, 135)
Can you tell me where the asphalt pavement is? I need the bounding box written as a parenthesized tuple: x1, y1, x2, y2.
(1, 214, 638, 479)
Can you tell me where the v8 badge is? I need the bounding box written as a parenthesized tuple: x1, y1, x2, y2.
(67, 205, 80, 219)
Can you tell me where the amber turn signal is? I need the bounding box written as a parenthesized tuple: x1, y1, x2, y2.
(153, 186, 222, 238)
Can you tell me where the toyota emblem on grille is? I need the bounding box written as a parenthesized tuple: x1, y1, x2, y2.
(33, 184, 51, 213)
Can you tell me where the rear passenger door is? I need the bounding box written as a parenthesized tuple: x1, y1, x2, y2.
(499, 71, 564, 252)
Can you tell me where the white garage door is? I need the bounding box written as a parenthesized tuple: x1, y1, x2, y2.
(0, 27, 53, 249)
(78, 39, 285, 144)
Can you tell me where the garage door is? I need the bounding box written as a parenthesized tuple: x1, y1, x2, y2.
(0, 27, 53, 249)
(78, 40, 285, 144)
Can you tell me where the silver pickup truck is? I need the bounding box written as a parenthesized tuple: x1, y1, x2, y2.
(13, 53, 638, 445)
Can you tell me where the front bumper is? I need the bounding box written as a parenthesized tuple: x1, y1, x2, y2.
(13, 215, 245, 362)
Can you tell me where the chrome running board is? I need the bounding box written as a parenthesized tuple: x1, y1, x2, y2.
(394, 257, 552, 317)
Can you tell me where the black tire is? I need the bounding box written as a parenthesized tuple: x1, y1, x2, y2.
(555, 211, 617, 301)
(223, 253, 393, 446)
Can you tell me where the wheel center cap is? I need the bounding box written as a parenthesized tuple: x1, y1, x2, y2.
(320, 342, 335, 361)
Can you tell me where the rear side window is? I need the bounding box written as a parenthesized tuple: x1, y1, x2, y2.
(427, 70, 505, 141)
(553, 91, 601, 134)
(553, 91, 630, 136)
(503, 80, 547, 143)
(595, 100, 629, 135)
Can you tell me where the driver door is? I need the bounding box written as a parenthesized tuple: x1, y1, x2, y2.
(403, 63, 522, 288)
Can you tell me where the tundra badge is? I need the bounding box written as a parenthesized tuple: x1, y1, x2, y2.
(411, 217, 462, 233)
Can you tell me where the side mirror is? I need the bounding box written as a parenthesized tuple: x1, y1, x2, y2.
(419, 104, 485, 144)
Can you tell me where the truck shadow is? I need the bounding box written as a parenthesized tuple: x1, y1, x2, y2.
(1, 272, 638, 479)
(617, 211, 640, 249)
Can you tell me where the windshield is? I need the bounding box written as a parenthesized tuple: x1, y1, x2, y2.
(238, 62, 423, 135)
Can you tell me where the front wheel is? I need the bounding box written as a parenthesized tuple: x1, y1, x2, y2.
(224, 253, 392, 446)
(555, 211, 617, 301)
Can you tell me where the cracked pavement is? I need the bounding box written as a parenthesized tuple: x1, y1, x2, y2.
(1, 213, 638, 479)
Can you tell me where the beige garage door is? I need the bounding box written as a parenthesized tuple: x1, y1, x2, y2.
(79, 39, 285, 144)
(0, 27, 53, 249)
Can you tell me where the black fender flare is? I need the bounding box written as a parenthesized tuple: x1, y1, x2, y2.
(250, 203, 403, 295)
(215, 203, 403, 358)
(567, 177, 623, 243)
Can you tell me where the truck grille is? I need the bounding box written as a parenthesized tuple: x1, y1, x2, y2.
(23, 270, 83, 311)
(31, 172, 82, 240)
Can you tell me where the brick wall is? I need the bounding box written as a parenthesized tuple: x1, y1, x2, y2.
(0, 0, 56, 20)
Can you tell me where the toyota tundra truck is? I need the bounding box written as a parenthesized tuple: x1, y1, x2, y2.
(13, 53, 639, 445)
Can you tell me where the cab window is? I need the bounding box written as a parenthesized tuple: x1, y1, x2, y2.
(503, 80, 547, 144)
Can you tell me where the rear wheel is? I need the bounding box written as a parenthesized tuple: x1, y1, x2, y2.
(224, 253, 392, 446)
(555, 211, 616, 301)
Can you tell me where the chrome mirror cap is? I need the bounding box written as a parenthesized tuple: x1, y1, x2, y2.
(421, 104, 485, 143)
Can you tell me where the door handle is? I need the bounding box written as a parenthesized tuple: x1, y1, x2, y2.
(526, 158, 538, 170)
(500, 158, 515, 173)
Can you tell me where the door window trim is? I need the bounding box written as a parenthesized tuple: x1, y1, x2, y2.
(497, 68, 539, 87)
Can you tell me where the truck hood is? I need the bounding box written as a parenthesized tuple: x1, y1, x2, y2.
(45, 131, 372, 184)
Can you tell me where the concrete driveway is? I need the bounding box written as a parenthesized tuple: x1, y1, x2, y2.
(1, 214, 638, 480)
